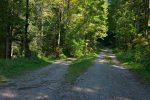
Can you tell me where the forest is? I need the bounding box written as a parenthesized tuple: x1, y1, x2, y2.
(0, 0, 108, 59)
(0, 0, 150, 82)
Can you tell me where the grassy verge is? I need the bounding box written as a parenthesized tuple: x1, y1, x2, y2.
(0, 57, 51, 83)
(113, 49, 150, 84)
(65, 53, 97, 84)
(105, 54, 112, 63)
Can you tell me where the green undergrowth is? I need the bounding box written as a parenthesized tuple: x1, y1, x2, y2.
(65, 53, 98, 84)
(105, 54, 112, 63)
(113, 49, 150, 84)
(0, 57, 51, 83)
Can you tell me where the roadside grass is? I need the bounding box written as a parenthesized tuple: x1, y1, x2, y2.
(65, 53, 97, 84)
(0, 57, 51, 83)
(105, 54, 112, 63)
(113, 49, 150, 84)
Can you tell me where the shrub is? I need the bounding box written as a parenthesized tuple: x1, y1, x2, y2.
(59, 54, 67, 59)
(71, 39, 85, 57)
(116, 50, 134, 63)
(141, 48, 150, 69)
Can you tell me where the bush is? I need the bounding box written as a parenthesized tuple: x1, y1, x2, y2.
(71, 40, 85, 57)
(116, 50, 134, 63)
(133, 48, 143, 62)
(132, 34, 150, 66)
(59, 54, 67, 59)
(141, 49, 150, 69)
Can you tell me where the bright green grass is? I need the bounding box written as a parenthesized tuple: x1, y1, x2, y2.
(114, 49, 150, 84)
(0, 57, 51, 83)
(65, 53, 97, 84)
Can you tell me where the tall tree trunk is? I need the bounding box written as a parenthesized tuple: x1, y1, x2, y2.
(6, 26, 12, 59)
(40, 0, 44, 46)
(148, 0, 150, 42)
(6, 0, 15, 59)
(58, 7, 62, 47)
(63, 0, 70, 50)
(145, 0, 149, 35)
(0, 0, 12, 58)
(24, 0, 30, 57)
(0, 36, 6, 58)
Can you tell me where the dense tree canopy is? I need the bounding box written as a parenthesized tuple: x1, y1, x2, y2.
(108, 0, 150, 68)
(0, 0, 108, 58)
(0, 0, 149, 69)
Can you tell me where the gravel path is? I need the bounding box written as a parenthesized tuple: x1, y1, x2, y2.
(0, 59, 75, 100)
(61, 49, 150, 100)
(0, 50, 150, 100)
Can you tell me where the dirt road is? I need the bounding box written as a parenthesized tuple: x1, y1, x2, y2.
(0, 50, 150, 100)
(0, 59, 74, 100)
(61, 50, 150, 100)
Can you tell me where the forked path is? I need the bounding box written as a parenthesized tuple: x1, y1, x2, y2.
(61, 50, 150, 100)
(0, 50, 150, 100)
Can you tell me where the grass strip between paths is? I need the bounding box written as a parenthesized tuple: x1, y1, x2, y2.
(65, 53, 97, 84)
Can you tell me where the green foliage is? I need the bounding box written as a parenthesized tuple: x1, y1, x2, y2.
(65, 53, 97, 84)
(63, 0, 108, 57)
(114, 49, 150, 84)
(141, 49, 150, 69)
(115, 49, 134, 63)
(109, 0, 150, 72)
(108, 0, 146, 49)
(0, 0, 109, 58)
(59, 54, 67, 59)
(71, 40, 85, 57)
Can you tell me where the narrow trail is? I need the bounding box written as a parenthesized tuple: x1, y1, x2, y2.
(0, 59, 75, 100)
(61, 49, 150, 100)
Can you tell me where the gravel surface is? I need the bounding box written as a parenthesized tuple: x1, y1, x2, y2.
(0, 50, 150, 100)
(61, 50, 150, 100)
(0, 59, 75, 100)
